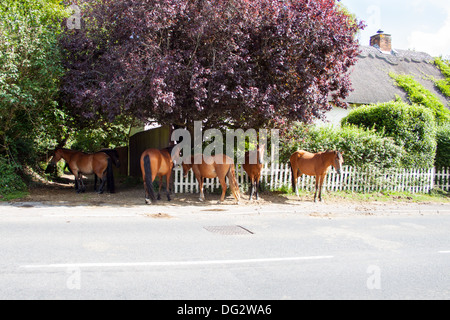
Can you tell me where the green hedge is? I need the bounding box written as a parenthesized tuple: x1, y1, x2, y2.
(435, 124, 450, 169)
(280, 124, 403, 169)
(0, 156, 27, 197)
(341, 101, 437, 168)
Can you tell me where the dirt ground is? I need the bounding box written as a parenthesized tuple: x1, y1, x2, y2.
(10, 174, 450, 218)
(19, 175, 303, 207)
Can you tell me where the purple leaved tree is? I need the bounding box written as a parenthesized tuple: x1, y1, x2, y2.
(59, 0, 364, 131)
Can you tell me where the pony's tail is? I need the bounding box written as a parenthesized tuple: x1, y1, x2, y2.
(106, 157, 115, 193)
(290, 162, 296, 194)
(227, 165, 241, 202)
(144, 155, 156, 203)
(102, 149, 121, 168)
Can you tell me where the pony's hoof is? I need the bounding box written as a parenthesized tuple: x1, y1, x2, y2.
(199, 198, 205, 202)
(145, 198, 153, 205)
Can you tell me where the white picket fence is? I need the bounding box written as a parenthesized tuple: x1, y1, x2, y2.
(435, 167, 450, 192)
(173, 164, 450, 194)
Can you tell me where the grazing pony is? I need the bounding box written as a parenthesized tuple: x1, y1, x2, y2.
(140, 147, 174, 204)
(182, 154, 241, 203)
(242, 145, 265, 200)
(46, 148, 115, 194)
(290, 150, 344, 202)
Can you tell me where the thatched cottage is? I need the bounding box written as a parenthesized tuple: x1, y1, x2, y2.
(324, 31, 449, 125)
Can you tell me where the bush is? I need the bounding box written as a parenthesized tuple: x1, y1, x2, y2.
(0, 157, 27, 197)
(435, 124, 450, 169)
(341, 101, 437, 168)
(280, 124, 403, 169)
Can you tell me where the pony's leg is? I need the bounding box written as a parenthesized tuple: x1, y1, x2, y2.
(218, 177, 227, 203)
(255, 179, 260, 201)
(318, 174, 326, 202)
(74, 175, 82, 193)
(166, 173, 172, 201)
(157, 175, 162, 200)
(97, 172, 107, 194)
(198, 175, 205, 202)
(94, 175, 98, 192)
(296, 171, 303, 197)
(143, 179, 152, 204)
(248, 179, 254, 201)
(74, 177, 79, 192)
(71, 168, 81, 193)
(71, 173, 80, 193)
(314, 175, 319, 203)
(294, 169, 300, 197)
(77, 172, 87, 193)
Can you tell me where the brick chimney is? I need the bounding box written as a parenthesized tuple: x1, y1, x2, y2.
(370, 30, 392, 53)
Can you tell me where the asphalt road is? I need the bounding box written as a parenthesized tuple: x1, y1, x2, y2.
(1, 201, 450, 300)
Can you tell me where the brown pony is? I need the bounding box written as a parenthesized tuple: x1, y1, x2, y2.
(182, 154, 241, 203)
(242, 145, 265, 201)
(46, 148, 115, 194)
(290, 150, 344, 202)
(140, 147, 174, 204)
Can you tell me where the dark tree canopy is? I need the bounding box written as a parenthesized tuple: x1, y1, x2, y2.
(60, 0, 364, 130)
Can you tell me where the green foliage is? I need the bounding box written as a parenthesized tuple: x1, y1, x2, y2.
(434, 57, 450, 78)
(69, 119, 133, 153)
(434, 79, 450, 98)
(433, 57, 450, 100)
(0, 0, 68, 164)
(0, 156, 27, 197)
(435, 124, 450, 169)
(280, 124, 403, 169)
(341, 101, 437, 168)
(390, 73, 450, 125)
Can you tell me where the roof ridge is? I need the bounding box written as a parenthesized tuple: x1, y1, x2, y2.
(358, 45, 433, 65)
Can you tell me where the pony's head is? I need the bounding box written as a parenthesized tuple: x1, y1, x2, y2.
(182, 162, 193, 178)
(257, 143, 266, 164)
(45, 148, 63, 173)
(332, 151, 344, 174)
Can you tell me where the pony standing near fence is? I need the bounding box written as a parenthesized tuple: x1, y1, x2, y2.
(140, 147, 174, 204)
(182, 154, 241, 204)
(243, 145, 265, 201)
(46, 148, 115, 194)
(290, 150, 344, 202)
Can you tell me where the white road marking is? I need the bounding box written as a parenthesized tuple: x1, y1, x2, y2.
(20, 255, 334, 269)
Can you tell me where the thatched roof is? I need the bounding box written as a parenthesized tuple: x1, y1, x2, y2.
(346, 46, 449, 108)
